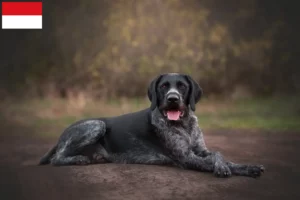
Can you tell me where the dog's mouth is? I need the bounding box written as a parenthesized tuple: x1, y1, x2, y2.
(163, 110, 184, 121)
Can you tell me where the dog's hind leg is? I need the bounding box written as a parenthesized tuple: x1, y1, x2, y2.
(51, 155, 91, 165)
(92, 144, 110, 164)
(50, 119, 106, 166)
(39, 144, 58, 165)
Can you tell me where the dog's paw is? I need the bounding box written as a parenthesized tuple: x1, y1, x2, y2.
(247, 165, 265, 178)
(75, 156, 91, 165)
(214, 162, 232, 178)
(92, 153, 107, 164)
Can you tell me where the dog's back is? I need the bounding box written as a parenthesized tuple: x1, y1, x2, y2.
(102, 108, 162, 154)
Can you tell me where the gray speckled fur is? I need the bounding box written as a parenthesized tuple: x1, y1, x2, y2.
(149, 108, 264, 177)
(39, 73, 265, 178)
(151, 108, 228, 175)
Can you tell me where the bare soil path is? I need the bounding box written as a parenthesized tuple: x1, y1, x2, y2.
(0, 129, 299, 200)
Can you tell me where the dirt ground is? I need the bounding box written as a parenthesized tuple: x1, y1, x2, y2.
(0, 128, 299, 200)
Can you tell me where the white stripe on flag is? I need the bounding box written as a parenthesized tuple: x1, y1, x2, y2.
(2, 15, 42, 29)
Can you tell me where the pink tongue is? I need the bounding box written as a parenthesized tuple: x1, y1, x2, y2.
(167, 111, 181, 120)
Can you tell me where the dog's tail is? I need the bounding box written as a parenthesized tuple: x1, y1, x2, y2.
(39, 144, 58, 165)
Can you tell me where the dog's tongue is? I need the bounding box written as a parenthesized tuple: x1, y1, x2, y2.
(167, 110, 181, 120)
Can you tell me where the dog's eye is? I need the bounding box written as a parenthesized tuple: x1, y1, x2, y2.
(178, 83, 186, 90)
(160, 84, 167, 89)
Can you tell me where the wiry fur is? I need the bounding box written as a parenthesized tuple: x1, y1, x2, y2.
(39, 73, 265, 178)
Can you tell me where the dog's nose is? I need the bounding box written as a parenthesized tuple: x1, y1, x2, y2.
(167, 94, 179, 103)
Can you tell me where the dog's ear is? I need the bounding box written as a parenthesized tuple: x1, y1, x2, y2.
(185, 75, 203, 111)
(148, 74, 163, 110)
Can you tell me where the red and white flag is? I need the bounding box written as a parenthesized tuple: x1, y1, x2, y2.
(2, 2, 42, 29)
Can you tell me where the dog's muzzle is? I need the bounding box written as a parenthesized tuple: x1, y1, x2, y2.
(163, 92, 184, 121)
(167, 93, 180, 104)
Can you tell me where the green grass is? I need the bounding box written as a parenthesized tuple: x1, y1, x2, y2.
(1, 96, 299, 138)
(197, 97, 300, 131)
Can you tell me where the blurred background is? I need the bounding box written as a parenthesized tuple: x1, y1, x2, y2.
(0, 0, 299, 135)
(1, 2, 300, 199)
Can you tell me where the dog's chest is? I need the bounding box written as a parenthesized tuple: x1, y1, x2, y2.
(174, 126, 192, 144)
(157, 125, 193, 147)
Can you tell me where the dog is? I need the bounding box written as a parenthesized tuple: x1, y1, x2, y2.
(39, 73, 265, 178)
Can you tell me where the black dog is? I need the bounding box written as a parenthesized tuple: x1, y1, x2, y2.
(39, 73, 265, 178)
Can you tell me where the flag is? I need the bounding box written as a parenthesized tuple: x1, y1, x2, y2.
(2, 2, 42, 29)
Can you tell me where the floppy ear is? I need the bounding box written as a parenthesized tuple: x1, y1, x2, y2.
(148, 75, 163, 110)
(185, 75, 203, 111)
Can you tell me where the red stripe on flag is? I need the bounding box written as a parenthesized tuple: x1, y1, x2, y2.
(2, 2, 42, 15)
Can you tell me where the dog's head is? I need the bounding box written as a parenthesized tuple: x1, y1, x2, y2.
(148, 73, 202, 121)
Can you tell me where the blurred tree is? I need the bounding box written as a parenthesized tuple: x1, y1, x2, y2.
(0, 0, 298, 99)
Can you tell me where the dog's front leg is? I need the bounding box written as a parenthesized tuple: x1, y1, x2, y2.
(194, 146, 264, 178)
(163, 134, 229, 177)
(226, 161, 265, 178)
(192, 128, 264, 178)
(191, 128, 232, 177)
(172, 147, 231, 178)
(193, 148, 232, 178)
(189, 151, 232, 178)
